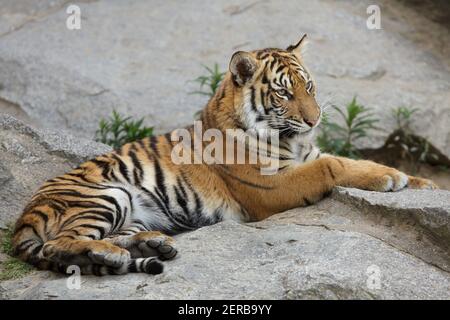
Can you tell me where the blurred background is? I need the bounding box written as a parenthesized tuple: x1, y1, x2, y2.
(0, 0, 449, 187)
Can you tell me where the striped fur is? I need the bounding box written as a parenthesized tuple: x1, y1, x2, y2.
(12, 36, 437, 275)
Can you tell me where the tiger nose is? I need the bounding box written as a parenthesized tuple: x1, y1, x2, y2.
(304, 118, 318, 127)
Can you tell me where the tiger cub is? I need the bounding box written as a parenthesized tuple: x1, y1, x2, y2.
(12, 35, 437, 276)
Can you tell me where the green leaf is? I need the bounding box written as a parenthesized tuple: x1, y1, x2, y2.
(94, 110, 154, 148)
(316, 97, 380, 159)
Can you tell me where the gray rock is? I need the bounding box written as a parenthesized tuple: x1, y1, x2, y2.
(332, 187, 450, 247)
(0, 0, 67, 37)
(1, 220, 449, 300)
(0, 0, 449, 157)
(0, 115, 110, 229)
(0, 115, 449, 299)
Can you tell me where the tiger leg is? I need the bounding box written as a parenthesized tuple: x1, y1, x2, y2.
(106, 222, 178, 261)
(322, 156, 438, 191)
(42, 237, 131, 274)
(258, 155, 436, 220)
(43, 236, 166, 275)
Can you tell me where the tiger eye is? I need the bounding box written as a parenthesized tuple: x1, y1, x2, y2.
(277, 89, 288, 96)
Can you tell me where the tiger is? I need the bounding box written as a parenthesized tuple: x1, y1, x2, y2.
(12, 35, 437, 276)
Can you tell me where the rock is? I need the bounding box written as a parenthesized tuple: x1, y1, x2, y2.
(332, 187, 450, 247)
(1, 219, 449, 300)
(0, 0, 67, 37)
(0, 115, 111, 229)
(0, 116, 449, 299)
(0, 0, 449, 158)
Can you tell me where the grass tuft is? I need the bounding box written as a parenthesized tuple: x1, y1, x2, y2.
(0, 258, 33, 281)
(0, 226, 33, 281)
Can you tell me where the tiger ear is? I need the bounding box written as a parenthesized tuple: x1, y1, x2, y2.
(287, 34, 308, 57)
(229, 51, 258, 86)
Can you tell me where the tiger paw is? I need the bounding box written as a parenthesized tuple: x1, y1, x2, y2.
(360, 169, 408, 192)
(131, 231, 178, 261)
(87, 243, 131, 268)
(345, 160, 409, 192)
(407, 176, 438, 190)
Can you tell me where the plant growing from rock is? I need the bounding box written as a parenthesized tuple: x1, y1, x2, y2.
(387, 106, 439, 173)
(190, 63, 226, 97)
(191, 63, 225, 119)
(317, 97, 379, 159)
(95, 110, 154, 149)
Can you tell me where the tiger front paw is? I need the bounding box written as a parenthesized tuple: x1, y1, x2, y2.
(345, 162, 409, 192)
(368, 170, 409, 192)
(407, 176, 439, 190)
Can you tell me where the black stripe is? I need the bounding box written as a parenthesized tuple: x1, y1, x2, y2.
(40, 191, 122, 214)
(65, 172, 95, 184)
(60, 213, 113, 230)
(326, 164, 336, 181)
(303, 150, 312, 162)
(90, 159, 111, 179)
(176, 177, 188, 199)
(27, 210, 49, 223)
(269, 59, 277, 71)
(149, 136, 160, 157)
(141, 187, 193, 232)
(276, 65, 284, 73)
(129, 150, 144, 184)
(174, 186, 190, 217)
(164, 133, 172, 146)
(250, 87, 257, 112)
(260, 88, 269, 114)
(153, 158, 167, 199)
(262, 73, 268, 84)
(111, 154, 131, 183)
(76, 224, 106, 238)
(52, 234, 77, 240)
(30, 244, 43, 256)
(43, 190, 124, 231)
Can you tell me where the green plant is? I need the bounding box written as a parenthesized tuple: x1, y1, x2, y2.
(0, 226, 33, 281)
(317, 97, 379, 158)
(388, 106, 438, 173)
(392, 106, 418, 131)
(95, 110, 154, 149)
(190, 63, 225, 97)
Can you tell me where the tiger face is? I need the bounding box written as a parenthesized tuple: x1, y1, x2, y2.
(229, 35, 321, 138)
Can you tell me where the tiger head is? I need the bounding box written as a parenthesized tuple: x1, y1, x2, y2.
(229, 35, 321, 138)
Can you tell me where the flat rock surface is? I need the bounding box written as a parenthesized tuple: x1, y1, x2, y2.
(0, 0, 449, 157)
(332, 187, 450, 243)
(0, 116, 449, 299)
(1, 218, 449, 300)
